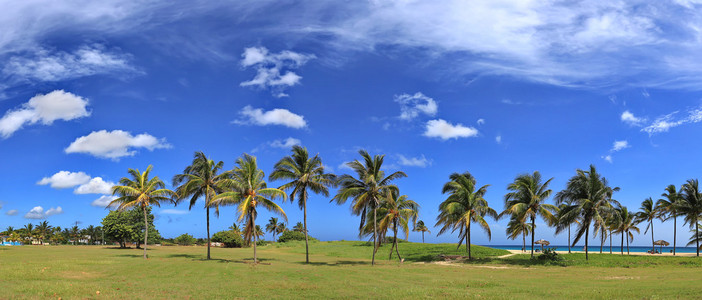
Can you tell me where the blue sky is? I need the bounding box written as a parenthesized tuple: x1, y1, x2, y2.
(2, 1, 702, 247)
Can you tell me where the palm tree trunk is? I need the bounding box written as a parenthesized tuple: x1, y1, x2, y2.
(391, 220, 400, 260)
(304, 199, 310, 264)
(371, 206, 378, 266)
(650, 221, 655, 253)
(253, 217, 257, 264)
(609, 230, 612, 254)
(206, 205, 211, 260)
(530, 215, 535, 258)
(620, 232, 624, 255)
(422, 232, 425, 243)
(673, 216, 677, 255)
(599, 230, 603, 254)
(522, 231, 525, 252)
(696, 220, 699, 257)
(626, 231, 630, 255)
(143, 207, 148, 259)
(585, 226, 589, 260)
(568, 224, 571, 254)
(467, 222, 472, 259)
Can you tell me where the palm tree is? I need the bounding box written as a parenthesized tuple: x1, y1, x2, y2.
(505, 216, 532, 252)
(3, 226, 14, 235)
(210, 154, 287, 263)
(332, 150, 406, 266)
(173, 151, 229, 260)
(35, 221, 52, 245)
(502, 171, 556, 258)
(657, 184, 683, 255)
(555, 202, 579, 254)
(21, 223, 34, 241)
(254, 225, 265, 241)
(378, 190, 419, 260)
(110, 165, 176, 259)
(555, 165, 618, 260)
(613, 206, 639, 255)
(413, 220, 431, 243)
(679, 179, 702, 257)
(605, 208, 622, 254)
(635, 197, 660, 253)
(291, 222, 304, 233)
(436, 172, 497, 259)
(270, 146, 336, 263)
(229, 223, 242, 235)
(266, 217, 282, 241)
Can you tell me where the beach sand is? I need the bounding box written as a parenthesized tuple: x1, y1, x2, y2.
(507, 249, 699, 257)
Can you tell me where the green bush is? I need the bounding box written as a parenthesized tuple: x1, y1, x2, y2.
(277, 230, 316, 243)
(256, 239, 269, 246)
(174, 233, 196, 246)
(536, 248, 562, 262)
(212, 230, 244, 248)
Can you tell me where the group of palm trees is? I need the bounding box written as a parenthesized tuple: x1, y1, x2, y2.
(2, 221, 102, 245)
(264, 218, 307, 241)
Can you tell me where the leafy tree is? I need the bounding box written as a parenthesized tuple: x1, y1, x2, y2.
(102, 207, 160, 248)
(109, 165, 175, 259)
(270, 145, 336, 263)
(657, 184, 683, 255)
(332, 150, 406, 265)
(212, 230, 244, 248)
(175, 233, 197, 246)
(173, 151, 229, 260)
(502, 171, 556, 258)
(277, 230, 317, 243)
(210, 154, 287, 263)
(436, 172, 497, 259)
(413, 220, 431, 243)
(635, 197, 660, 253)
(680, 179, 702, 257)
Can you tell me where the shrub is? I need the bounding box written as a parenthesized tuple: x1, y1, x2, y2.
(256, 239, 268, 246)
(212, 230, 244, 248)
(536, 248, 562, 262)
(277, 230, 317, 243)
(174, 233, 196, 246)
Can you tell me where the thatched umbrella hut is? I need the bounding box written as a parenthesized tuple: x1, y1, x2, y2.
(654, 240, 669, 254)
(535, 239, 550, 252)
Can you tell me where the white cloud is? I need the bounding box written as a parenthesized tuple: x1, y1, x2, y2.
(6, 209, 18, 216)
(160, 209, 189, 215)
(338, 162, 353, 171)
(602, 155, 613, 163)
(621, 110, 646, 126)
(0, 90, 90, 138)
(394, 92, 438, 120)
(398, 154, 432, 168)
(477, 119, 485, 125)
(91, 195, 118, 208)
(496, 135, 502, 144)
(240, 47, 315, 97)
(611, 140, 630, 152)
(65, 130, 171, 159)
(74, 177, 115, 194)
(424, 119, 479, 140)
(24, 206, 63, 219)
(235, 106, 307, 129)
(270, 137, 301, 148)
(642, 106, 702, 134)
(37, 171, 91, 189)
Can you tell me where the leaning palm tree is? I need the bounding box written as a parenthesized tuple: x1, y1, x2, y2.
(276, 223, 287, 235)
(110, 165, 176, 259)
(266, 217, 282, 241)
(332, 150, 406, 266)
(657, 184, 683, 255)
(679, 179, 702, 257)
(173, 151, 229, 260)
(635, 197, 660, 253)
(270, 145, 336, 263)
(502, 171, 557, 258)
(555, 165, 618, 260)
(436, 172, 497, 259)
(506, 216, 532, 252)
(613, 206, 639, 255)
(378, 190, 419, 261)
(413, 220, 431, 243)
(210, 154, 287, 263)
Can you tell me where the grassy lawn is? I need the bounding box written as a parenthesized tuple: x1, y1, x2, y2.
(1, 242, 701, 299)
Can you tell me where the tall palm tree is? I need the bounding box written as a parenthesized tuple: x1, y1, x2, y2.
(378, 190, 419, 261)
(173, 151, 229, 260)
(210, 154, 287, 263)
(502, 171, 556, 258)
(635, 197, 660, 253)
(110, 165, 175, 259)
(270, 145, 336, 263)
(657, 184, 683, 255)
(506, 216, 532, 252)
(413, 220, 431, 243)
(332, 150, 406, 266)
(555, 165, 618, 260)
(679, 179, 702, 257)
(613, 206, 639, 255)
(605, 208, 622, 254)
(436, 172, 497, 259)
(266, 217, 282, 241)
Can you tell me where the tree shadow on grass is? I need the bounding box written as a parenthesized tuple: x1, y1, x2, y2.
(114, 254, 142, 258)
(167, 254, 201, 259)
(294, 260, 370, 266)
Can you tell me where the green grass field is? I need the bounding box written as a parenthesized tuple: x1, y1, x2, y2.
(1, 241, 701, 299)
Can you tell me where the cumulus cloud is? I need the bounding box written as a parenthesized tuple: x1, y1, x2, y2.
(65, 130, 171, 159)
(398, 154, 432, 168)
(240, 47, 315, 97)
(74, 177, 115, 194)
(424, 119, 479, 140)
(160, 209, 189, 215)
(235, 106, 307, 128)
(91, 195, 118, 208)
(0, 90, 90, 138)
(270, 137, 301, 148)
(6, 210, 18, 216)
(394, 92, 438, 120)
(621, 110, 646, 126)
(24, 206, 63, 219)
(611, 140, 630, 152)
(37, 171, 91, 189)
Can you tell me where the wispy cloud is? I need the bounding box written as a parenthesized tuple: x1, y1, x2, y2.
(397, 154, 432, 168)
(621, 110, 646, 127)
(642, 106, 702, 134)
(160, 209, 189, 215)
(91, 195, 118, 208)
(394, 92, 438, 120)
(611, 140, 630, 152)
(5, 209, 18, 216)
(270, 137, 302, 149)
(240, 47, 315, 97)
